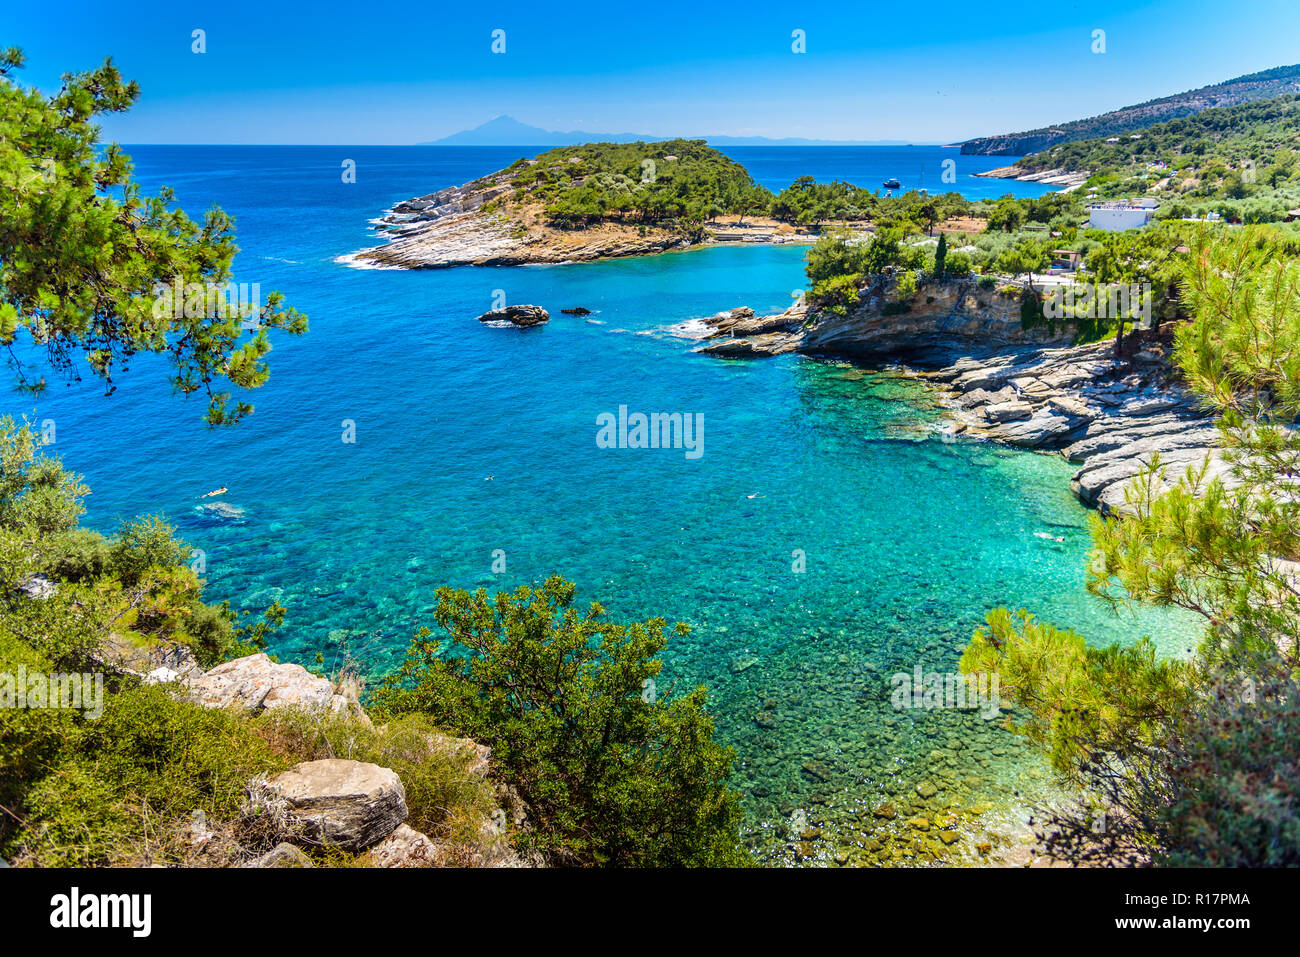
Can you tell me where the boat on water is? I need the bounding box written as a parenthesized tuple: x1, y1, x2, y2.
(882, 177, 901, 189)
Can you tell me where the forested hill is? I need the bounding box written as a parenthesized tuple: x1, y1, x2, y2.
(492, 139, 772, 227)
(1012, 93, 1300, 180)
(959, 63, 1300, 156)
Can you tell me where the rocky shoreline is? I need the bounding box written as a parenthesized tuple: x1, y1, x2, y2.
(350, 170, 698, 269)
(973, 165, 1090, 191)
(696, 278, 1223, 514)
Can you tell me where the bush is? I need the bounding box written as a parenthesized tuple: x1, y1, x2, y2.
(0, 677, 288, 866)
(372, 576, 748, 867)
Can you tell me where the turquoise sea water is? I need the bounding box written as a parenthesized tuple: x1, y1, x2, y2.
(13, 146, 1193, 864)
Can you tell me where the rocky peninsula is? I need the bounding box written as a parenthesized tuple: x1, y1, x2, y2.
(353, 172, 697, 268)
(697, 276, 1224, 514)
(350, 139, 785, 269)
(974, 166, 1090, 191)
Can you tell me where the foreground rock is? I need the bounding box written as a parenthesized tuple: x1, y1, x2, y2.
(184, 653, 366, 719)
(477, 304, 550, 327)
(242, 842, 315, 868)
(360, 824, 442, 868)
(255, 759, 408, 852)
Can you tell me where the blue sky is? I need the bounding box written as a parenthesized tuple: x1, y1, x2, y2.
(5, 0, 1299, 143)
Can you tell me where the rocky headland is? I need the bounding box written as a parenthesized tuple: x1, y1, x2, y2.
(974, 165, 1090, 191)
(351, 170, 698, 269)
(697, 275, 1224, 514)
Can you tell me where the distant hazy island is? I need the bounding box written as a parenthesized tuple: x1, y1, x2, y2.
(421, 113, 933, 147)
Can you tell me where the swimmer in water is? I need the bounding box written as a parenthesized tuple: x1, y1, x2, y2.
(1033, 531, 1065, 543)
(485, 475, 493, 481)
(201, 487, 228, 498)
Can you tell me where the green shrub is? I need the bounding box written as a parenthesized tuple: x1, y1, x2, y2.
(372, 577, 748, 867)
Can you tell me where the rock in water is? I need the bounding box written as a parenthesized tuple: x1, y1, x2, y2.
(560, 306, 591, 316)
(259, 759, 408, 852)
(477, 304, 550, 327)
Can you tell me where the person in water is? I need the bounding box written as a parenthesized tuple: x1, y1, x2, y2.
(201, 487, 228, 498)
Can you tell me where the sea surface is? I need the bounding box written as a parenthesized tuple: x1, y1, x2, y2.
(12, 146, 1192, 865)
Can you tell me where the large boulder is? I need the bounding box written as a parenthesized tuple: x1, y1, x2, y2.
(477, 304, 550, 327)
(258, 759, 408, 852)
(186, 653, 340, 714)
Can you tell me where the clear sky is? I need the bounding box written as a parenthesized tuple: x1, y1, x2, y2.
(4, 0, 1299, 144)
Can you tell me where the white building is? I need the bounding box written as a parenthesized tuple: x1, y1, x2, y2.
(1087, 198, 1158, 232)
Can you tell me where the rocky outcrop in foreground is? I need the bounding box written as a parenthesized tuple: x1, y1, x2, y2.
(251, 759, 408, 852)
(696, 280, 1224, 513)
(92, 643, 527, 868)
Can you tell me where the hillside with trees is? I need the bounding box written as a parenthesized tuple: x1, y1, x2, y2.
(960, 63, 1300, 156)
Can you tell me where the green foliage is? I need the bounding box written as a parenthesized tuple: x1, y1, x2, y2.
(0, 47, 306, 425)
(371, 576, 747, 867)
(961, 609, 1193, 780)
(0, 670, 287, 866)
(961, 225, 1300, 865)
(254, 710, 499, 846)
(506, 139, 768, 232)
(0, 418, 281, 670)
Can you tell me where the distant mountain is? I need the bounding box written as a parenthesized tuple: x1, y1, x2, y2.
(959, 64, 1300, 156)
(420, 115, 927, 147)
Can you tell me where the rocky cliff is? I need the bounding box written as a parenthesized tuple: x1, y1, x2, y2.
(696, 276, 1224, 514)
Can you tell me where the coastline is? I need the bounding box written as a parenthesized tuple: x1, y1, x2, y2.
(693, 280, 1223, 514)
(974, 165, 1090, 192)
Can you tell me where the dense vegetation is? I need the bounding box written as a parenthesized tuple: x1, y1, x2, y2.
(962, 225, 1300, 865)
(495, 139, 770, 234)
(1014, 93, 1300, 224)
(372, 578, 747, 867)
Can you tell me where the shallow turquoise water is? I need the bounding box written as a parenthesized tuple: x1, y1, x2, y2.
(12, 146, 1193, 864)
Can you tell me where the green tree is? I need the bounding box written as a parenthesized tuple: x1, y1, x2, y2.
(0, 48, 306, 425)
(961, 225, 1300, 865)
(372, 577, 748, 867)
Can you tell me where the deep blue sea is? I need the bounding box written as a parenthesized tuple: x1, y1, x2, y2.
(12, 146, 1191, 865)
